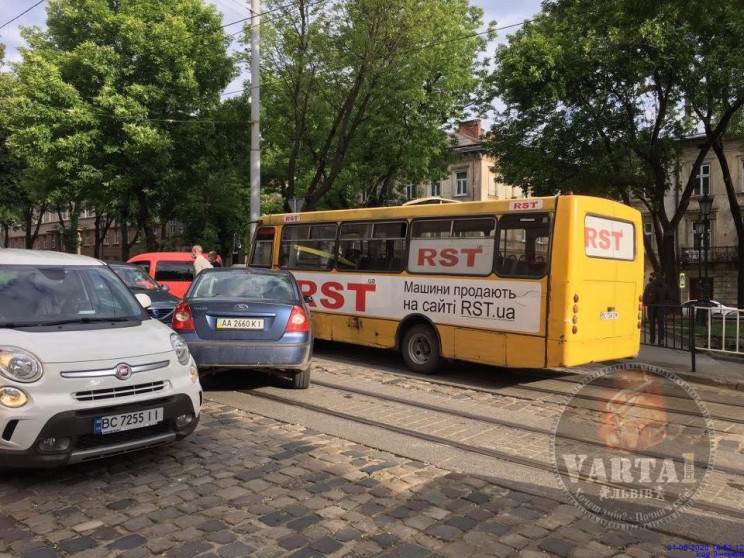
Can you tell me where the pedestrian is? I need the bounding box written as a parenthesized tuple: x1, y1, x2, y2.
(191, 245, 213, 276)
(643, 272, 670, 345)
(208, 250, 223, 267)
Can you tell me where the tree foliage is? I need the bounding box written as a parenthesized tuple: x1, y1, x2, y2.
(486, 0, 744, 305)
(2, 0, 236, 254)
(256, 0, 491, 211)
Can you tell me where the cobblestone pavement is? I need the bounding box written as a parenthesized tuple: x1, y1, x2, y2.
(0, 402, 703, 558)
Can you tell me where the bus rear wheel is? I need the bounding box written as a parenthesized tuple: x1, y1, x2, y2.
(402, 324, 441, 375)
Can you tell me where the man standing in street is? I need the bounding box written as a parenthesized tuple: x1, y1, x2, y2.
(643, 271, 670, 345)
(192, 245, 213, 276)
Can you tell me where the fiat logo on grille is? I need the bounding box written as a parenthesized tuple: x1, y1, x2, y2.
(115, 363, 133, 381)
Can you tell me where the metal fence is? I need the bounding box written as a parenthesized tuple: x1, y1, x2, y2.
(642, 304, 743, 371)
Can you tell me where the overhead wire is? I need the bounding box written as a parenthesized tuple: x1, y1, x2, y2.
(0, 0, 46, 32)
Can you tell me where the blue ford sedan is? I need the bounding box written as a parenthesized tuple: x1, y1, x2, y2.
(172, 268, 313, 388)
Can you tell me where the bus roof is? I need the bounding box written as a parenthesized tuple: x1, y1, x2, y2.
(260, 195, 565, 225)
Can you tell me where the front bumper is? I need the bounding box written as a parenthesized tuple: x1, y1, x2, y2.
(0, 394, 199, 468)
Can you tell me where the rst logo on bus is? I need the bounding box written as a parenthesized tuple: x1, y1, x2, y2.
(584, 216, 634, 261)
(409, 239, 493, 275)
(509, 199, 543, 211)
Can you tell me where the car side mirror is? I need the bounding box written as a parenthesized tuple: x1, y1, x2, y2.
(304, 295, 313, 304)
(160, 284, 170, 292)
(134, 293, 152, 309)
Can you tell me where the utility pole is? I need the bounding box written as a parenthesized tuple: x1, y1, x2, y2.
(250, 0, 261, 244)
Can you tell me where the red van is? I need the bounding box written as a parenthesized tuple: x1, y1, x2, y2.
(127, 252, 194, 298)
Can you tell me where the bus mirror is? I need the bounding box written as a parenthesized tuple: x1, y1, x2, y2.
(304, 295, 313, 304)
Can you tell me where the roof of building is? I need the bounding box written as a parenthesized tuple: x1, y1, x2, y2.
(452, 130, 482, 152)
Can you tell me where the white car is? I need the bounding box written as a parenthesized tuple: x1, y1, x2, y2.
(0, 250, 202, 467)
(681, 300, 739, 319)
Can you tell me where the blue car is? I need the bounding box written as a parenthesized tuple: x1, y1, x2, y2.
(172, 268, 313, 388)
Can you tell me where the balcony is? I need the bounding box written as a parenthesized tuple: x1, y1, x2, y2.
(681, 245, 738, 265)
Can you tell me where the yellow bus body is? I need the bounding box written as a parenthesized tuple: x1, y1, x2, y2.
(251, 195, 643, 369)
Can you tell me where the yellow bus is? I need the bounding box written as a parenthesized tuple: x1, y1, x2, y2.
(249, 194, 643, 373)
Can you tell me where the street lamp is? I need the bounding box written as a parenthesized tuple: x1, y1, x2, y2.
(698, 193, 713, 303)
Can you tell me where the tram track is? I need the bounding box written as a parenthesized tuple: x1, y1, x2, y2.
(308, 377, 744, 478)
(243, 386, 744, 538)
(314, 351, 744, 427)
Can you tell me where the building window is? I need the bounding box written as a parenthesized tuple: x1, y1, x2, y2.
(113, 231, 120, 245)
(694, 164, 710, 196)
(430, 180, 441, 197)
(455, 171, 468, 197)
(51, 235, 56, 249)
(406, 183, 417, 200)
(488, 178, 497, 197)
(360, 191, 368, 204)
(42, 236, 47, 249)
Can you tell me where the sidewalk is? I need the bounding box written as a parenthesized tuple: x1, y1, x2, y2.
(615, 344, 744, 392)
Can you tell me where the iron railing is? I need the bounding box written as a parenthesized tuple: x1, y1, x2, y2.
(680, 245, 738, 265)
(642, 304, 743, 371)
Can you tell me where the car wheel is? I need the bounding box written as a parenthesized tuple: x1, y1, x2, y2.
(290, 366, 311, 389)
(401, 324, 442, 375)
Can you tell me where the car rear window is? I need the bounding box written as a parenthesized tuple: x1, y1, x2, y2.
(155, 261, 194, 282)
(192, 273, 295, 302)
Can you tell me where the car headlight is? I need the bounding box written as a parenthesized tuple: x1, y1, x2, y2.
(0, 387, 28, 408)
(0, 346, 43, 383)
(170, 333, 191, 366)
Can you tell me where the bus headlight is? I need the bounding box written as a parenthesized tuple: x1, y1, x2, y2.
(170, 333, 191, 366)
(0, 347, 43, 383)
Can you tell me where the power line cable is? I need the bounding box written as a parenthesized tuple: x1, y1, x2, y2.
(0, 0, 46, 32)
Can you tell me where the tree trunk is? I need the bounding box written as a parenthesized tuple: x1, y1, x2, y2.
(120, 214, 140, 261)
(1, 224, 8, 248)
(658, 229, 680, 305)
(136, 189, 159, 252)
(93, 213, 102, 259)
(23, 204, 46, 249)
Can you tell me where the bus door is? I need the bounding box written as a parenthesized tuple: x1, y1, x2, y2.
(493, 213, 551, 368)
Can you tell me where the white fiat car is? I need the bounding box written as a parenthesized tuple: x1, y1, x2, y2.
(0, 250, 202, 467)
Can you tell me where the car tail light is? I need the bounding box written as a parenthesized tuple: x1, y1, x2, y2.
(172, 302, 196, 332)
(285, 306, 310, 333)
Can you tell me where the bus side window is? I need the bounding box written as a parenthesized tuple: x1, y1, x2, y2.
(279, 224, 338, 270)
(338, 221, 406, 272)
(496, 214, 550, 278)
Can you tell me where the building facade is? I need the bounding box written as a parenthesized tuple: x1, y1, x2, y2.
(642, 136, 744, 305)
(2, 210, 188, 261)
(404, 120, 522, 203)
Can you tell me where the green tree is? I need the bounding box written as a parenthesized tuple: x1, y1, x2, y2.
(0, 45, 24, 247)
(3, 0, 235, 253)
(486, 0, 744, 304)
(256, 0, 491, 211)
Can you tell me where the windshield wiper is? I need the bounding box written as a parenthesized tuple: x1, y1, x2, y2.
(1, 321, 48, 328)
(41, 317, 136, 326)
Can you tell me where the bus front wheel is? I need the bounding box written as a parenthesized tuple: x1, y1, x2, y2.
(402, 324, 441, 375)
